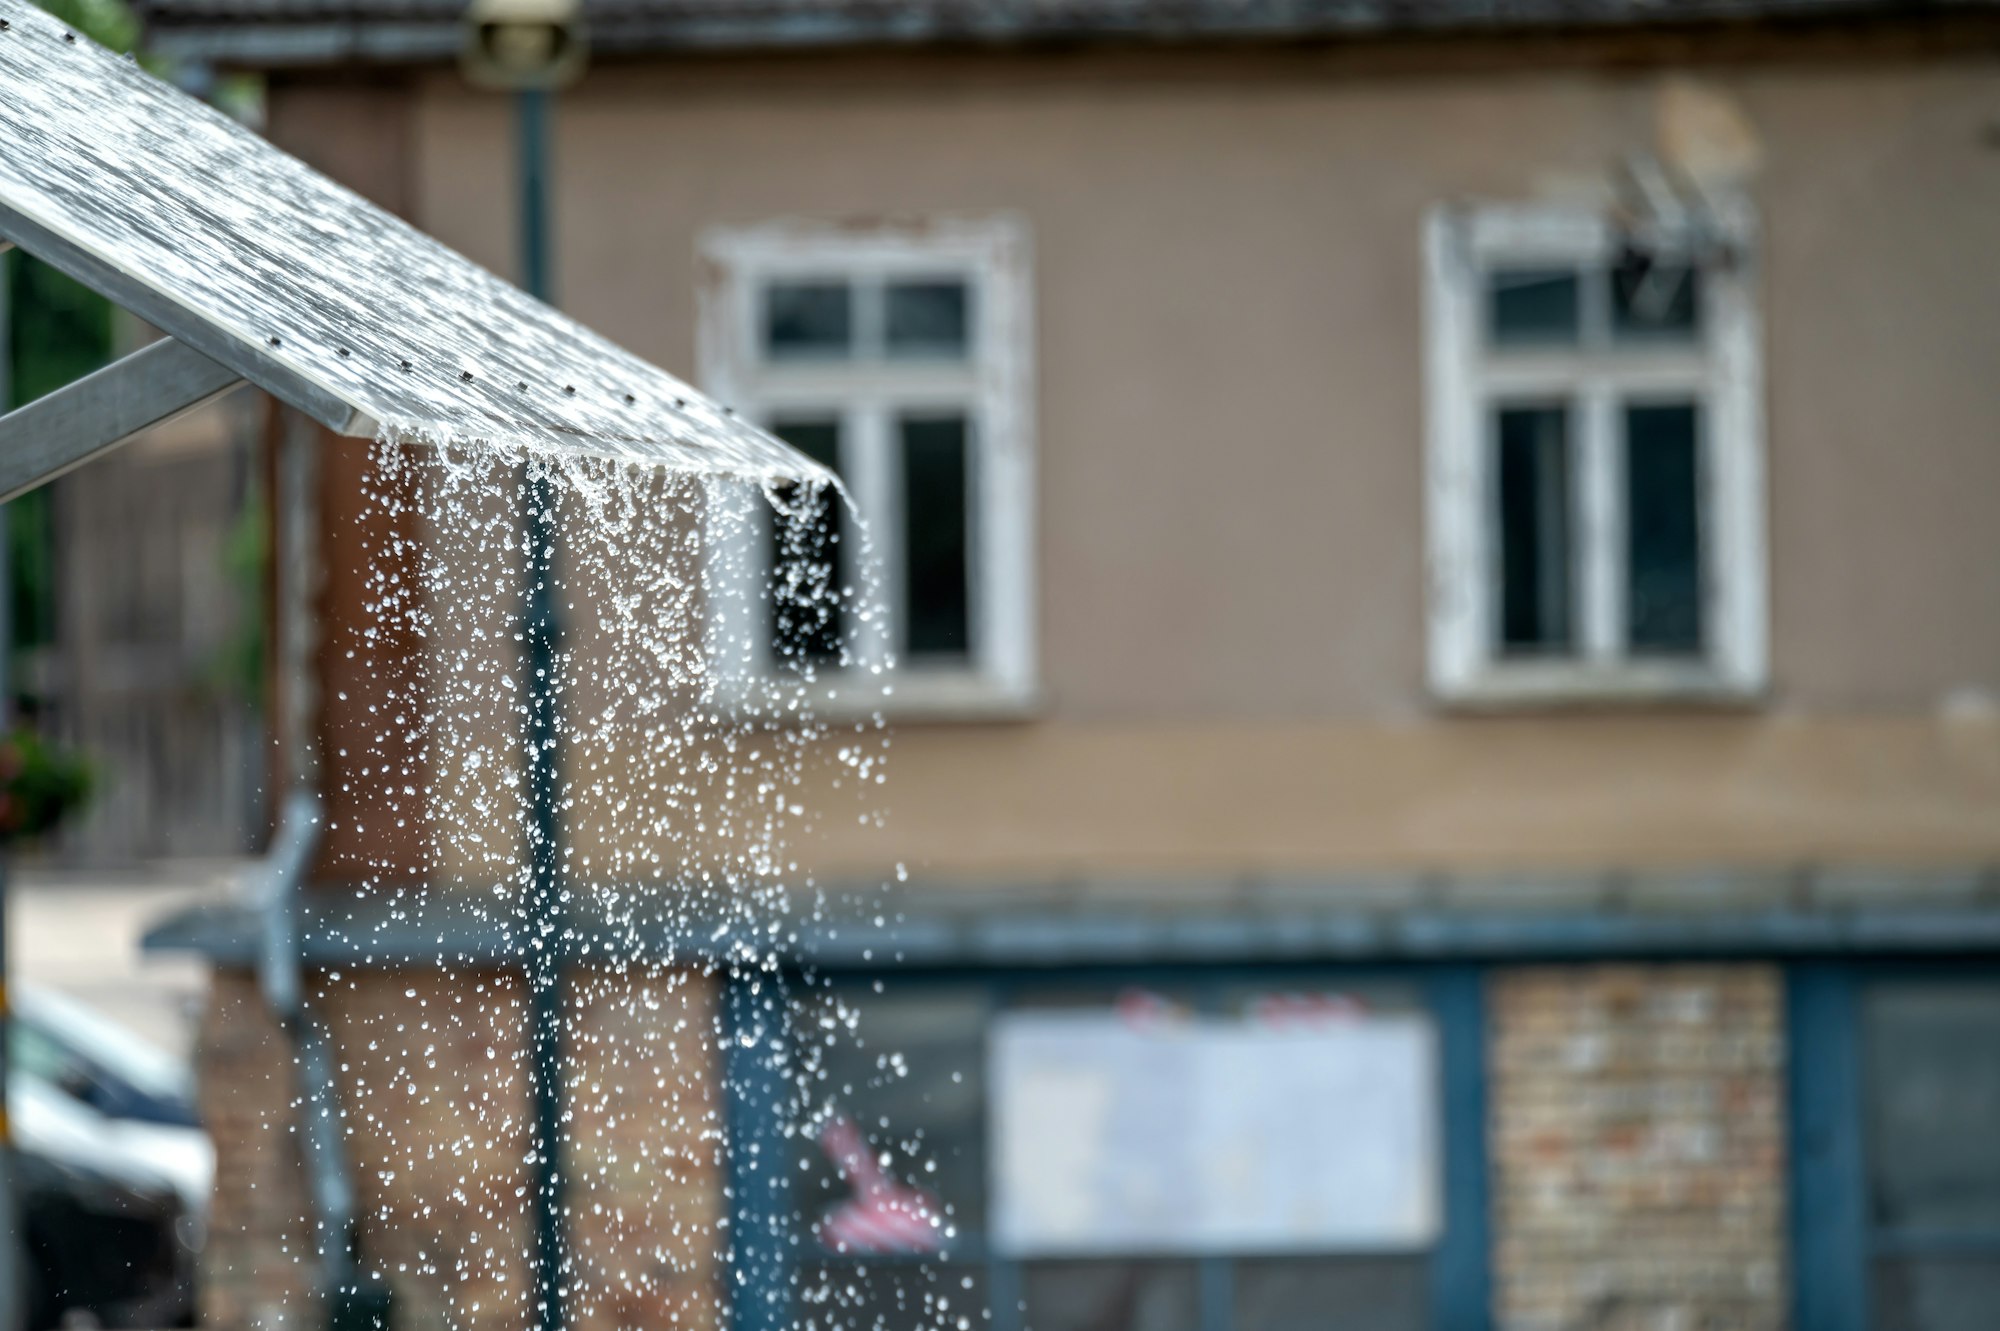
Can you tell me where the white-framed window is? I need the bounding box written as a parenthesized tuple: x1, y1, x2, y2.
(1422, 201, 1766, 705)
(699, 217, 1036, 719)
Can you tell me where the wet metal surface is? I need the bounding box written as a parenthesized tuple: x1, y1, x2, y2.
(0, 0, 823, 481)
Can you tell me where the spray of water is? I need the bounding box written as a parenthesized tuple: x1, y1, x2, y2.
(293, 431, 981, 1331)
(0, 12, 977, 1324)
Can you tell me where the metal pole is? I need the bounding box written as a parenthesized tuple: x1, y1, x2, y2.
(0, 243, 18, 1331)
(517, 85, 568, 1331)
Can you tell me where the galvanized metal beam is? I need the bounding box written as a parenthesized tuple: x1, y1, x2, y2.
(0, 334, 246, 503)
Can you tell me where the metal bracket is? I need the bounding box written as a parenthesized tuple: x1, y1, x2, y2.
(0, 335, 246, 503)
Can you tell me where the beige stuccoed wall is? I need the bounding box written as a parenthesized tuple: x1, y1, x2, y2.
(389, 47, 2000, 878)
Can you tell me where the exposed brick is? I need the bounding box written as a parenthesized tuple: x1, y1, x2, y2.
(199, 964, 727, 1331)
(196, 969, 317, 1331)
(1489, 965, 1787, 1331)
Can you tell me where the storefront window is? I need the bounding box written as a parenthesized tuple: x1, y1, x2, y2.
(1863, 980, 2000, 1331)
(775, 971, 1460, 1331)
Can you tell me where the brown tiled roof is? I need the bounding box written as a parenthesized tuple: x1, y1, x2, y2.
(136, 0, 2000, 62)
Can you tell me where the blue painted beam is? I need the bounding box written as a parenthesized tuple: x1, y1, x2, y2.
(144, 891, 2000, 970)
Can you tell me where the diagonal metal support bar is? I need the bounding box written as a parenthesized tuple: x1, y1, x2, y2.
(0, 335, 246, 504)
(0, 202, 368, 439)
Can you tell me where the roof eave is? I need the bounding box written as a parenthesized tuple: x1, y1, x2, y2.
(140, 0, 2000, 69)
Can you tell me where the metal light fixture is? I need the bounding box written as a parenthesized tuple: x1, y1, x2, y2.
(460, 0, 587, 91)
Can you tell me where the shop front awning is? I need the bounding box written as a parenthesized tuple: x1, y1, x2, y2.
(0, 0, 824, 500)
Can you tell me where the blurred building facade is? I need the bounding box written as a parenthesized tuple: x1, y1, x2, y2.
(140, 3, 2000, 1330)
(2, 268, 268, 864)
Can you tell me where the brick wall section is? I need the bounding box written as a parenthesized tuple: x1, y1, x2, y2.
(197, 968, 317, 1331)
(199, 964, 727, 1331)
(320, 967, 536, 1331)
(562, 966, 725, 1331)
(1489, 965, 1786, 1331)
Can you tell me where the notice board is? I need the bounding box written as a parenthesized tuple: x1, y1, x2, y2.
(989, 1009, 1439, 1256)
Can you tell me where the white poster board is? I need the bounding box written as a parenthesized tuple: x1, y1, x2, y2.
(989, 1009, 1438, 1256)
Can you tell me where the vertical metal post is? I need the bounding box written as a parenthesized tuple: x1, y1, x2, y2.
(0, 245, 18, 1329)
(1789, 964, 1868, 1331)
(1430, 967, 1493, 1331)
(517, 86, 568, 1331)
(723, 976, 791, 1331)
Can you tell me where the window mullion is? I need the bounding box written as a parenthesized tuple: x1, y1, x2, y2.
(855, 276, 886, 359)
(1579, 383, 1623, 663)
(965, 405, 991, 678)
(848, 400, 899, 669)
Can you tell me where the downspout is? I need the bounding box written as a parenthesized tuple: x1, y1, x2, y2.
(253, 790, 386, 1327)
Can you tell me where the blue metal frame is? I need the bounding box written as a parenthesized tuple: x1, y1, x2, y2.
(1788, 959, 2000, 1331)
(725, 971, 798, 1331)
(1430, 967, 1493, 1331)
(1788, 963, 1868, 1331)
(722, 960, 1492, 1331)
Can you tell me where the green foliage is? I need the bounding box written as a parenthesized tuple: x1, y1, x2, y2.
(30, 0, 138, 52)
(4, 250, 115, 409)
(214, 496, 268, 705)
(5, 490, 56, 653)
(0, 729, 92, 844)
(3, 251, 112, 657)
(2, 0, 261, 743)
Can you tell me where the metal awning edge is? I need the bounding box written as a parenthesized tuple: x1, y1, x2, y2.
(0, 198, 376, 437)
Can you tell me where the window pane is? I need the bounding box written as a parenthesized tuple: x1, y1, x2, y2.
(1495, 404, 1575, 655)
(1022, 1260, 1199, 1331)
(1234, 1256, 1428, 1331)
(1487, 268, 1580, 347)
(887, 280, 970, 359)
(769, 418, 844, 669)
(1612, 252, 1700, 342)
(992, 985, 1440, 1258)
(1872, 1259, 2000, 1331)
(1624, 402, 1704, 656)
(796, 1260, 989, 1331)
(900, 414, 973, 662)
(1863, 982, 2000, 1232)
(792, 982, 988, 1252)
(765, 280, 852, 359)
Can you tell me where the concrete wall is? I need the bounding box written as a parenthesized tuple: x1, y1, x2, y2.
(374, 45, 2000, 880)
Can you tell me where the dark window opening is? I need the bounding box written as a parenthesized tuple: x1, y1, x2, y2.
(1611, 251, 1700, 342)
(1487, 269, 1580, 348)
(887, 279, 971, 359)
(900, 414, 973, 662)
(1495, 404, 1575, 655)
(769, 418, 845, 669)
(1624, 403, 1704, 656)
(765, 281, 853, 359)
(1863, 981, 2000, 1331)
